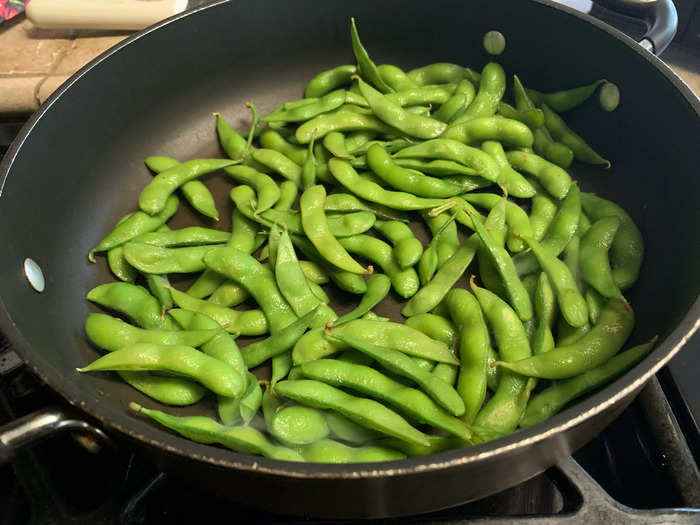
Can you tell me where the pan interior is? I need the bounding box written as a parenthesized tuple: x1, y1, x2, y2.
(0, 0, 698, 474)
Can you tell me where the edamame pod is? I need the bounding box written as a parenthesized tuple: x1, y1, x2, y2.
(139, 159, 235, 215)
(496, 298, 633, 379)
(130, 403, 303, 461)
(292, 319, 459, 365)
(79, 343, 245, 398)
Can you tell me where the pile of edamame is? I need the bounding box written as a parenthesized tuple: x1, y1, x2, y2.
(81, 20, 652, 463)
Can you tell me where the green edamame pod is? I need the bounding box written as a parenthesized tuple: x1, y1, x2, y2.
(444, 289, 492, 424)
(356, 77, 446, 139)
(168, 288, 269, 336)
(512, 76, 573, 169)
(333, 273, 391, 326)
(528, 181, 558, 241)
(480, 141, 535, 198)
(305, 65, 357, 98)
(377, 64, 418, 91)
(324, 192, 411, 223)
(521, 338, 655, 428)
(513, 183, 582, 276)
(452, 62, 505, 122)
(122, 243, 214, 274)
(302, 137, 318, 189)
(86, 284, 204, 405)
(394, 139, 501, 183)
(324, 411, 380, 444)
(84, 313, 218, 352)
(204, 247, 298, 331)
(238, 372, 263, 425)
(526, 80, 605, 113)
(107, 246, 138, 282)
(206, 281, 249, 307)
(274, 180, 299, 211)
(300, 185, 369, 275)
(497, 101, 544, 129)
(272, 352, 294, 386)
(407, 63, 477, 86)
(130, 403, 303, 461)
(338, 234, 420, 298)
(442, 116, 534, 149)
(433, 92, 468, 123)
(323, 131, 354, 160)
(519, 234, 588, 328)
(496, 298, 633, 379)
(505, 150, 572, 200)
(292, 319, 458, 365)
(89, 195, 179, 260)
(169, 308, 249, 425)
(187, 208, 262, 299)
(401, 236, 480, 317)
(404, 313, 457, 348)
(144, 156, 220, 220)
(367, 144, 462, 198)
(242, 307, 320, 368)
(350, 18, 394, 94)
(264, 89, 346, 123)
(581, 193, 643, 291)
(301, 438, 405, 463)
(269, 405, 330, 446)
(471, 279, 532, 433)
(79, 343, 245, 398)
(541, 104, 610, 167)
(259, 129, 307, 165)
(275, 229, 336, 327)
(580, 217, 625, 300)
(296, 112, 395, 144)
(134, 272, 170, 313)
(131, 227, 230, 247)
(463, 192, 534, 253)
(138, 159, 235, 215)
(301, 359, 471, 439)
(476, 195, 508, 299)
(274, 379, 429, 446)
(225, 165, 280, 213)
(251, 148, 302, 186)
(469, 212, 533, 322)
(299, 260, 329, 284)
(291, 235, 367, 295)
(586, 288, 605, 325)
(420, 210, 460, 268)
(86, 282, 179, 331)
(329, 158, 445, 211)
(333, 334, 465, 417)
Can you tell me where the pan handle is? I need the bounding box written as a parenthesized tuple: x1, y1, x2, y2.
(0, 406, 111, 464)
(593, 0, 678, 54)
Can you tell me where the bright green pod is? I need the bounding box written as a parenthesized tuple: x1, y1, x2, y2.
(274, 379, 429, 446)
(138, 159, 235, 215)
(84, 313, 218, 352)
(496, 298, 633, 379)
(130, 403, 303, 461)
(292, 319, 459, 365)
(79, 343, 245, 398)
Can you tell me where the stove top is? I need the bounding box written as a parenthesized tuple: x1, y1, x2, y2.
(1, 2, 699, 523)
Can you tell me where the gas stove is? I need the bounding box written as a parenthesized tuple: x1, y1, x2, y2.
(1, 1, 699, 522)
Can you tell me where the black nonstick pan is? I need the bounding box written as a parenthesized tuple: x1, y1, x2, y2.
(0, 0, 698, 519)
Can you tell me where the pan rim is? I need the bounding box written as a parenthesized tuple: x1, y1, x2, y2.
(0, 0, 699, 479)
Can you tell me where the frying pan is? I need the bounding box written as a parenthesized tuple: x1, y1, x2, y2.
(0, 0, 698, 519)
